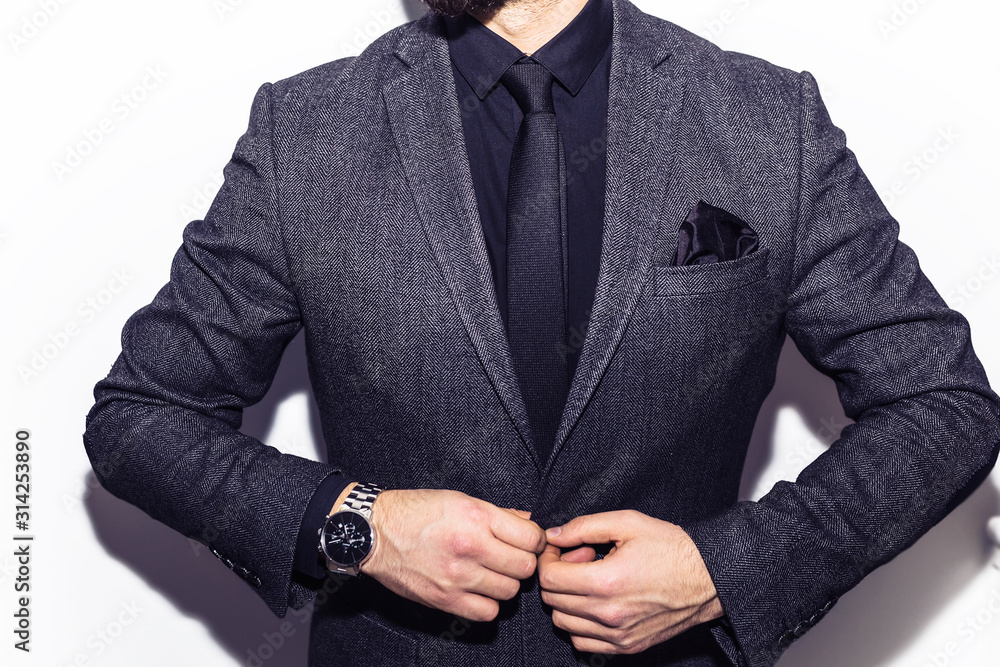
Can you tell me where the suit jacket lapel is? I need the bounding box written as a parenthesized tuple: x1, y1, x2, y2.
(545, 0, 689, 477)
(382, 0, 689, 479)
(383, 14, 541, 471)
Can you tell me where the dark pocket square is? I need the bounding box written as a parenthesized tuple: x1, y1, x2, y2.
(671, 200, 759, 266)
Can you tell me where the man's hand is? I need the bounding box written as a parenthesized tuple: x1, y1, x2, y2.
(361, 489, 546, 622)
(537, 510, 724, 655)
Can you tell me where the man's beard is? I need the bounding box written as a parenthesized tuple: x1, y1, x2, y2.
(420, 0, 506, 18)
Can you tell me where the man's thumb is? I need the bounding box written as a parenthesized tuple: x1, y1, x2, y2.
(545, 512, 623, 547)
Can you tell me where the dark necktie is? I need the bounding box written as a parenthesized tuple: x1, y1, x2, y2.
(500, 57, 569, 462)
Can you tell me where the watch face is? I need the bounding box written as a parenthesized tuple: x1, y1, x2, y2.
(321, 511, 373, 567)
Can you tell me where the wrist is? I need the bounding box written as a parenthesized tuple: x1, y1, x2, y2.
(330, 481, 359, 515)
(319, 482, 383, 577)
(675, 522, 724, 624)
(700, 594, 725, 624)
(360, 489, 397, 576)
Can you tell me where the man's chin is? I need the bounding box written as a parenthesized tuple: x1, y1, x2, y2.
(420, 0, 506, 18)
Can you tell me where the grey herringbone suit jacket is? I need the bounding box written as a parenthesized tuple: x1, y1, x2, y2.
(83, 1, 1000, 665)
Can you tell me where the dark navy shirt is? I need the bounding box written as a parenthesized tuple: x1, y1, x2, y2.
(294, 0, 612, 580)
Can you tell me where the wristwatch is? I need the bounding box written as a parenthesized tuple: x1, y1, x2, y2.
(318, 482, 383, 577)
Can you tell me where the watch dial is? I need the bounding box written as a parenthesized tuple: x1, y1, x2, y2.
(322, 511, 373, 566)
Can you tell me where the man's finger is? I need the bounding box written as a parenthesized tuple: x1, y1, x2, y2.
(467, 567, 523, 601)
(538, 543, 561, 571)
(504, 508, 532, 520)
(566, 634, 621, 656)
(551, 609, 618, 642)
(537, 553, 603, 595)
(449, 592, 502, 623)
(561, 546, 597, 563)
(490, 506, 547, 553)
(480, 540, 541, 580)
(540, 589, 594, 618)
(545, 511, 631, 549)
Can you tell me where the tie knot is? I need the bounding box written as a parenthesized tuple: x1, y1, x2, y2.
(500, 59, 555, 115)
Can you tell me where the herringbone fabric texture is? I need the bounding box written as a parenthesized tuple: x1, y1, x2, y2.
(82, 0, 1000, 665)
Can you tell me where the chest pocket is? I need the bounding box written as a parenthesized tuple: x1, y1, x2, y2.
(653, 247, 770, 296)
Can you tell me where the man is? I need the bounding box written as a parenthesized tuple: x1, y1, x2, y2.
(82, 0, 999, 665)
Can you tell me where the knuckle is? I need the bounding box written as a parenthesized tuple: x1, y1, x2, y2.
(442, 557, 467, 583)
(530, 525, 547, 548)
(446, 531, 478, 558)
(517, 527, 538, 551)
(426, 585, 451, 609)
(497, 578, 520, 600)
(621, 637, 645, 654)
(521, 556, 537, 579)
(472, 600, 499, 622)
(461, 500, 489, 524)
(619, 509, 643, 528)
(600, 603, 628, 628)
(597, 570, 624, 597)
(536, 532, 549, 552)
(537, 567, 556, 591)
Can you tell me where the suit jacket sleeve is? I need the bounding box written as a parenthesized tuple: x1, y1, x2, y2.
(681, 70, 1000, 666)
(82, 79, 348, 617)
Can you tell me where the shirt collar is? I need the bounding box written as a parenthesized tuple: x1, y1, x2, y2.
(443, 0, 612, 100)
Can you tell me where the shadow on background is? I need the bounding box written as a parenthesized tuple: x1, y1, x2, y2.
(742, 336, 1000, 666)
(86, 331, 324, 666)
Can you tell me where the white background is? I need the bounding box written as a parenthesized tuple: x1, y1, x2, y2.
(3, 0, 999, 665)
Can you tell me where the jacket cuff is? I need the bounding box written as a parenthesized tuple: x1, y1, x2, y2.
(293, 472, 353, 579)
(708, 616, 745, 667)
(680, 506, 840, 667)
